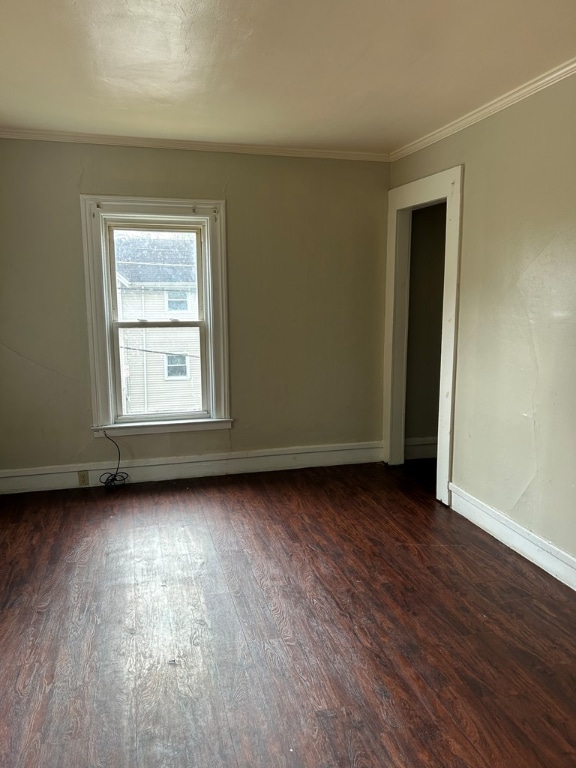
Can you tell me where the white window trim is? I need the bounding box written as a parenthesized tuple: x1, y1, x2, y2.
(81, 196, 231, 435)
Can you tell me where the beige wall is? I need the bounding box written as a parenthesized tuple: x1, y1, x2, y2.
(0, 140, 388, 469)
(404, 202, 446, 442)
(392, 75, 576, 556)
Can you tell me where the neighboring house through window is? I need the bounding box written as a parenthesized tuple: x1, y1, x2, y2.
(166, 290, 190, 313)
(81, 196, 231, 436)
(165, 353, 189, 379)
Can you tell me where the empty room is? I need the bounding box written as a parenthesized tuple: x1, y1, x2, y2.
(1, 1, 575, 766)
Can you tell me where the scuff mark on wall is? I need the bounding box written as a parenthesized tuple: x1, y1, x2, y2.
(0, 340, 82, 383)
(507, 227, 576, 534)
(223, 173, 232, 197)
(510, 280, 539, 514)
(76, 162, 85, 192)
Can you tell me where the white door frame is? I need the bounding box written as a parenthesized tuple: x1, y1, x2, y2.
(383, 166, 463, 504)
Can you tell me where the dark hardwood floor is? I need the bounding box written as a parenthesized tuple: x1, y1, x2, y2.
(0, 462, 574, 767)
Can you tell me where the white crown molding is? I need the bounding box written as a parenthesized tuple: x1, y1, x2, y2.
(390, 56, 576, 162)
(0, 127, 390, 163)
(2, 56, 575, 165)
(0, 441, 384, 494)
(450, 484, 576, 592)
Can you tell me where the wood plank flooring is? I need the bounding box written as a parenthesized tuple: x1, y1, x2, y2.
(0, 462, 574, 767)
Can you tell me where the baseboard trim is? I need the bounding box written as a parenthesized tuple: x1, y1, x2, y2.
(450, 483, 576, 592)
(0, 442, 384, 494)
(404, 436, 437, 460)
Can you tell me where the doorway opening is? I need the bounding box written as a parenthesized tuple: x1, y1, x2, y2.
(383, 166, 463, 504)
(404, 202, 447, 488)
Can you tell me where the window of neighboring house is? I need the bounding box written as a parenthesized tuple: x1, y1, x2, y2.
(81, 196, 231, 436)
(166, 290, 189, 313)
(165, 353, 189, 379)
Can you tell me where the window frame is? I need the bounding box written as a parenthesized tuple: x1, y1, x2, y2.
(109, 225, 207, 419)
(81, 196, 231, 436)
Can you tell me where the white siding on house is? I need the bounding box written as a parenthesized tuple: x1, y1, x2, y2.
(118, 289, 202, 415)
(118, 285, 199, 322)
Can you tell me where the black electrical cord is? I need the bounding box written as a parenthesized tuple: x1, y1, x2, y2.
(99, 431, 129, 488)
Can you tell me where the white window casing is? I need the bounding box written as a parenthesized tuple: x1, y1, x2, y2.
(81, 196, 231, 436)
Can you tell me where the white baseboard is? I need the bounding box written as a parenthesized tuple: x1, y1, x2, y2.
(0, 441, 384, 495)
(404, 436, 437, 460)
(450, 484, 576, 592)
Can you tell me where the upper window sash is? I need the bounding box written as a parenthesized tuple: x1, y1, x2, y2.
(107, 223, 202, 323)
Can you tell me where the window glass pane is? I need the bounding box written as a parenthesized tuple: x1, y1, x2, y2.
(166, 290, 189, 312)
(118, 327, 202, 415)
(113, 230, 199, 321)
(166, 353, 188, 378)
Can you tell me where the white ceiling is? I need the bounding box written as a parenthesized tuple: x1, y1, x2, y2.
(2, 0, 576, 160)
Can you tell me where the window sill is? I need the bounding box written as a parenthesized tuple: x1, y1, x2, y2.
(93, 419, 232, 437)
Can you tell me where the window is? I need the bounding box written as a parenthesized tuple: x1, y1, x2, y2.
(81, 197, 230, 435)
(166, 290, 189, 313)
(165, 353, 189, 379)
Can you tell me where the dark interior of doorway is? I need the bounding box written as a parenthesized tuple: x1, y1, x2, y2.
(404, 201, 447, 487)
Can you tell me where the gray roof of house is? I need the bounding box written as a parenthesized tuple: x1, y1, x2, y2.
(115, 233, 197, 285)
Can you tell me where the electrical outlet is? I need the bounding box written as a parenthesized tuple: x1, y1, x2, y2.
(78, 470, 89, 487)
